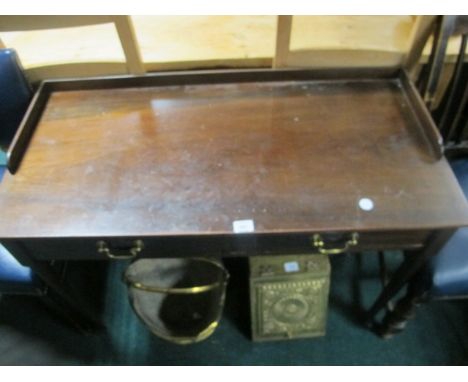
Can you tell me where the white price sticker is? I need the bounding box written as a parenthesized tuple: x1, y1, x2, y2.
(232, 219, 255, 233)
(284, 261, 300, 273)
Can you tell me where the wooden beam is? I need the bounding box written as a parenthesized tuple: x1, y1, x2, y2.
(112, 16, 146, 75)
(0, 15, 113, 32)
(285, 49, 403, 69)
(24, 62, 128, 84)
(404, 16, 437, 76)
(273, 16, 293, 68)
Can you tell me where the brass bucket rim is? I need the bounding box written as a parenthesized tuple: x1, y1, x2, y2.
(123, 257, 229, 294)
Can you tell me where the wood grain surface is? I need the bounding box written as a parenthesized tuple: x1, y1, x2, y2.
(0, 78, 467, 239)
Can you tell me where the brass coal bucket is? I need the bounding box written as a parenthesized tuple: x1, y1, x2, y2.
(123, 258, 229, 345)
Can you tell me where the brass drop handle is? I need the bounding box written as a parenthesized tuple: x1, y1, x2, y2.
(312, 232, 359, 255)
(97, 240, 144, 259)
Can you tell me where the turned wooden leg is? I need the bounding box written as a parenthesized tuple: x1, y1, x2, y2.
(376, 275, 429, 339)
(365, 230, 453, 330)
(365, 250, 428, 329)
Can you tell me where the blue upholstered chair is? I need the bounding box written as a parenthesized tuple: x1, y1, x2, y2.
(0, 48, 32, 148)
(377, 16, 468, 338)
(0, 238, 42, 296)
(0, 238, 41, 297)
(0, 48, 102, 332)
(426, 160, 468, 298)
(0, 48, 39, 298)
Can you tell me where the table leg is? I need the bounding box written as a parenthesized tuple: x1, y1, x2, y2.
(376, 274, 429, 338)
(1, 240, 102, 332)
(365, 229, 454, 330)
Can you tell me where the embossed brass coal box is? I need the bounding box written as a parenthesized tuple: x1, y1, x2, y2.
(249, 254, 330, 341)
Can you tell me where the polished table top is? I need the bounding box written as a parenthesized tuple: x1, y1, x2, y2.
(0, 76, 467, 239)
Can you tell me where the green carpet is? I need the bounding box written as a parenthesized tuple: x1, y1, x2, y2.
(1, 252, 468, 365)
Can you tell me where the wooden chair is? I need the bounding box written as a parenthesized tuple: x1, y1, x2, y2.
(0, 16, 145, 82)
(376, 15, 468, 338)
(427, 16, 468, 157)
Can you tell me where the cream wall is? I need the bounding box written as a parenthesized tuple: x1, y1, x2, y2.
(0, 16, 463, 82)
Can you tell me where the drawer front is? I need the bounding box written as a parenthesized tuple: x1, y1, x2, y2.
(17, 230, 430, 261)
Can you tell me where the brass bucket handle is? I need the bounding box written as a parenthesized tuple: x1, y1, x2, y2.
(312, 232, 359, 255)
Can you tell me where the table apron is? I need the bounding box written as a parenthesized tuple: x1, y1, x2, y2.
(8, 230, 431, 261)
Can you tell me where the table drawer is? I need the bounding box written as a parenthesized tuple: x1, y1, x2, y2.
(16, 230, 430, 261)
